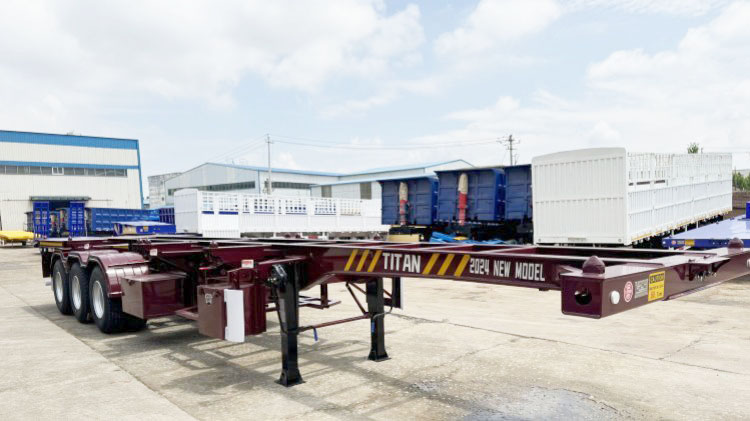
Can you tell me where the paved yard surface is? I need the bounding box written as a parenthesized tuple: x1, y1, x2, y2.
(1, 246, 749, 420)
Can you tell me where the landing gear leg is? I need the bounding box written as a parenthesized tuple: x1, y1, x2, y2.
(276, 264, 303, 387)
(367, 277, 389, 361)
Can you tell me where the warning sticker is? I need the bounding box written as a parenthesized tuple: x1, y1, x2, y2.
(634, 279, 648, 299)
(648, 271, 666, 301)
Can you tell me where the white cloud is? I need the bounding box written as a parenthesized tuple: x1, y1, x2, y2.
(319, 76, 441, 117)
(434, 0, 561, 56)
(0, 0, 424, 130)
(421, 2, 750, 168)
(567, 0, 730, 16)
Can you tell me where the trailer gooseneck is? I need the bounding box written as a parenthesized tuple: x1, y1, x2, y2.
(40, 236, 750, 386)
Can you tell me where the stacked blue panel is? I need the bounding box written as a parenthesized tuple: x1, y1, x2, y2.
(33, 201, 50, 237)
(380, 177, 439, 225)
(436, 168, 506, 222)
(158, 207, 175, 224)
(68, 202, 86, 236)
(503, 165, 532, 220)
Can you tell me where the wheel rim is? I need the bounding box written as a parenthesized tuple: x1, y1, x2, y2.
(54, 272, 63, 302)
(92, 281, 105, 319)
(71, 275, 81, 309)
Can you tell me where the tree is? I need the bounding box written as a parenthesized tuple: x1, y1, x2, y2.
(687, 142, 700, 154)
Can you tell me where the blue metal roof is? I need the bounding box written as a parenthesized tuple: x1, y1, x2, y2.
(0, 130, 138, 150)
(663, 215, 750, 248)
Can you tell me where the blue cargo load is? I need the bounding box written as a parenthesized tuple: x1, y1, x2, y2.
(380, 176, 439, 225)
(436, 167, 506, 222)
(158, 207, 175, 224)
(68, 201, 86, 236)
(87, 207, 159, 233)
(662, 202, 750, 249)
(113, 221, 177, 236)
(503, 164, 532, 220)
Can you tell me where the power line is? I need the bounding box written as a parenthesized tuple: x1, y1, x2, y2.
(204, 136, 267, 163)
(269, 134, 503, 151)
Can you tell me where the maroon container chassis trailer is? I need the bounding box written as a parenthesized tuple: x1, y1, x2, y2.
(40, 236, 750, 386)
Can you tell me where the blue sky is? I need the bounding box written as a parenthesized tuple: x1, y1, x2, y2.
(1, 0, 748, 184)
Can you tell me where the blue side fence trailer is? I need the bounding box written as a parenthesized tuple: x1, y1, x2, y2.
(436, 167, 506, 223)
(158, 207, 176, 225)
(113, 221, 176, 236)
(30, 201, 166, 237)
(662, 202, 750, 249)
(380, 165, 533, 242)
(381, 176, 439, 226)
(87, 207, 159, 233)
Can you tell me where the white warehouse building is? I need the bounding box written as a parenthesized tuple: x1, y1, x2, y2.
(161, 160, 471, 205)
(0, 130, 143, 231)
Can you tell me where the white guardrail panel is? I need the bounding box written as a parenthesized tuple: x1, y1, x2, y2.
(533, 148, 732, 245)
(174, 190, 387, 237)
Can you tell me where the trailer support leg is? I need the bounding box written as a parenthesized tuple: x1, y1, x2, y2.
(277, 265, 303, 387)
(367, 277, 389, 361)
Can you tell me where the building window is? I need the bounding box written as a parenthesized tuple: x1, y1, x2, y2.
(360, 182, 372, 199)
(168, 181, 256, 196)
(271, 181, 313, 190)
(321, 185, 332, 198)
(0, 165, 128, 177)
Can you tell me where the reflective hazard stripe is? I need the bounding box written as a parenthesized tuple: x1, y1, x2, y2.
(355, 250, 370, 272)
(422, 253, 440, 275)
(344, 250, 358, 271)
(454, 255, 471, 277)
(367, 250, 382, 272)
(437, 254, 455, 276)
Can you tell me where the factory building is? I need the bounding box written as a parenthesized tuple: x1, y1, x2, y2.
(148, 172, 182, 208)
(0, 130, 142, 231)
(162, 163, 339, 205)
(160, 160, 471, 205)
(311, 160, 472, 199)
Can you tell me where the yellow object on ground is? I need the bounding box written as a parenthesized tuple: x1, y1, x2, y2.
(386, 233, 422, 243)
(0, 231, 34, 244)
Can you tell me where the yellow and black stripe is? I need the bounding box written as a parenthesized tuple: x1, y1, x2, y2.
(342, 250, 471, 278)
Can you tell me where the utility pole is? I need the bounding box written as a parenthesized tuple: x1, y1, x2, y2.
(498, 134, 519, 165)
(266, 134, 273, 195)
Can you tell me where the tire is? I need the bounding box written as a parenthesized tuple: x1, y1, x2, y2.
(69, 263, 91, 323)
(89, 267, 146, 333)
(52, 260, 72, 315)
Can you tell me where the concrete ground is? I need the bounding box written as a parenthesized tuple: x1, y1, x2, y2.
(1, 246, 749, 420)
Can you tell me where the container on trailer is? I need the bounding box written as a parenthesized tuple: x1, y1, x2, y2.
(435, 167, 506, 222)
(380, 176, 439, 225)
(532, 147, 732, 245)
(504, 164, 532, 220)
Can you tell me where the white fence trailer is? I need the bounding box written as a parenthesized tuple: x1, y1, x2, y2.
(174, 189, 388, 238)
(532, 147, 732, 246)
